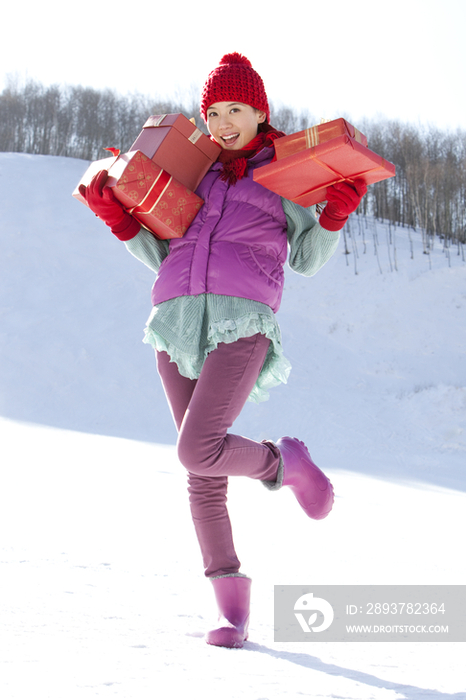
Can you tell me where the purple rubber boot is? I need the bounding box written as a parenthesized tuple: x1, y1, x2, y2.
(276, 437, 334, 520)
(206, 576, 251, 649)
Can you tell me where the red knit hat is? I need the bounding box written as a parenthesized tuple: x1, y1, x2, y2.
(200, 53, 270, 123)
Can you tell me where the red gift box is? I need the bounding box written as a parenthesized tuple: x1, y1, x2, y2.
(73, 151, 204, 239)
(254, 122, 395, 208)
(130, 113, 221, 192)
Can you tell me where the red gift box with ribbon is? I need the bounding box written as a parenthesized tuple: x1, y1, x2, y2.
(129, 113, 221, 192)
(73, 150, 204, 239)
(109, 151, 203, 239)
(253, 119, 395, 207)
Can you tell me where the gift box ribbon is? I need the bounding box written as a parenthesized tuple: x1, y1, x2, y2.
(128, 169, 173, 218)
(300, 125, 365, 149)
(104, 147, 121, 157)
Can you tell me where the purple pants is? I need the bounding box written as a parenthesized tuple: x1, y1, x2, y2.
(156, 333, 281, 577)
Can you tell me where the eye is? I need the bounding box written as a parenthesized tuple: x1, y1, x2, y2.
(207, 111, 218, 119)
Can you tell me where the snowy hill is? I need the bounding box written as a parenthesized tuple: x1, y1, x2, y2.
(2, 152, 465, 489)
(1, 153, 465, 699)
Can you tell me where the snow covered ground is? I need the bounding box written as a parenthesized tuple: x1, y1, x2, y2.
(1, 152, 465, 699)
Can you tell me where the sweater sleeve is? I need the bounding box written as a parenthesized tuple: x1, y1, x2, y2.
(124, 226, 170, 274)
(282, 197, 340, 277)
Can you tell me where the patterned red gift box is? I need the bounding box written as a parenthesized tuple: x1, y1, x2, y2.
(254, 122, 395, 208)
(109, 151, 203, 239)
(130, 113, 221, 192)
(73, 151, 203, 239)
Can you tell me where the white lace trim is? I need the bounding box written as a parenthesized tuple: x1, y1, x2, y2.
(143, 312, 291, 403)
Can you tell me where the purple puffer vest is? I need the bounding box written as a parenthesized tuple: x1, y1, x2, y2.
(151, 146, 288, 313)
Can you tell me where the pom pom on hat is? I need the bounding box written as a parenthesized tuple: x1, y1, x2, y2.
(200, 52, 270, 123)
(219, 52, 251, 66)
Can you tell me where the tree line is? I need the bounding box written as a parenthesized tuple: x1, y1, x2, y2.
(1, 77, 465, 245)
(359, 117, 466, 249)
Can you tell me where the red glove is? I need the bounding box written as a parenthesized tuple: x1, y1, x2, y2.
(79, 170, 140, 241)
(319, 180, 367, 231)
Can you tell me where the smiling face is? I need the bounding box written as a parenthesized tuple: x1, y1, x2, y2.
(206, 102, 266, 150)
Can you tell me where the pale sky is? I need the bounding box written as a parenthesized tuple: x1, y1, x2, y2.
(3, 0, 465, 132)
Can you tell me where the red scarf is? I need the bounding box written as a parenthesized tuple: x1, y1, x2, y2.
(216, 123, 285, 185)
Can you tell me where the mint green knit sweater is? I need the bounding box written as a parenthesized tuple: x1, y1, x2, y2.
(125, 199, 340, 402)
